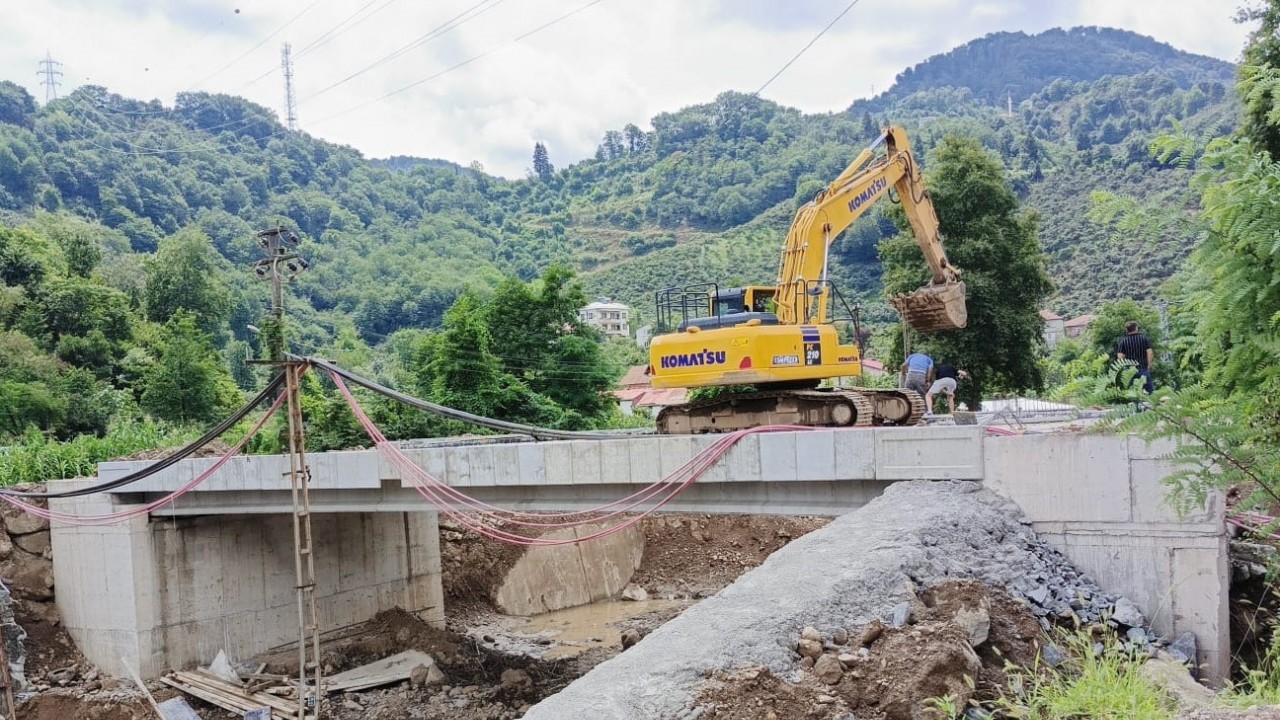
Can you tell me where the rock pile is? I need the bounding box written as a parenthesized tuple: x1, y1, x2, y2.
(520, 481, 1199, 720)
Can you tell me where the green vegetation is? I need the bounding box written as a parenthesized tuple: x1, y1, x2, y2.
(992, 630, 1173, 719)
(1059, 0, 1280, 522)
(880, 136, 1054, 410)
(0, 22, 1253, 466)
(0, 420, 199, 486)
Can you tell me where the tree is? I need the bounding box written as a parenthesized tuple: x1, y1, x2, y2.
(0, 227, 53, 288)
(141, 311, 237, 423)
(623, 124, 647, 153)
(1088, 299, 1162, 360)
(1236, 1, 1280, 161)
(143, 227, 233, 336)
(879, 135, 1053, 409)
(532, 142, 555, 182)
(0, 81, 35, 129)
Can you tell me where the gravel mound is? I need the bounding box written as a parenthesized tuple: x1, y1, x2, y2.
(523, 480, 1127, 720)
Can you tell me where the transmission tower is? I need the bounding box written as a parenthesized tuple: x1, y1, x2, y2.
(36, 51, 63, 103)
(281, 43, 299, 132)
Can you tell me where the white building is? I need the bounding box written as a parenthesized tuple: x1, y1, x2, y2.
(579, 298, 630, 337)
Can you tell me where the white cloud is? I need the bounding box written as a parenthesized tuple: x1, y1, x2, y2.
(3, 0, 1252, 177)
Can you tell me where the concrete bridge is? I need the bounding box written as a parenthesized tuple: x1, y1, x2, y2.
(48, 426, 1229, 682)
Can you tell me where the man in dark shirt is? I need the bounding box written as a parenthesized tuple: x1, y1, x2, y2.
(924, 362, 968, 416)
(1115, 321, 1154, 393)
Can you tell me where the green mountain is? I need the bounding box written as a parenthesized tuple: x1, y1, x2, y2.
(0, 25, 1238, 348)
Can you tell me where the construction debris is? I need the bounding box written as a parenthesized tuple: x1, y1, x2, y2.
(160, 668, 299, 720)
(324, 649, 436, 693)
(155, 697, 201, 720)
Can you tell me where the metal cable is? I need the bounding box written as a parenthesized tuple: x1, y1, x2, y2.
(0, 373, 287, 499)
(304, 356, 628, 441)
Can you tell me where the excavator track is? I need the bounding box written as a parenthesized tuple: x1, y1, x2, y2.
(656, 387, 925, 434)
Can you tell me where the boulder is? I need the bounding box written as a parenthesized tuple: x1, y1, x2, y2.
(1139, 654, 1214, 710)
(1, 556, 53, 601)
(813, 654, 843, 685)
(0, 505, 48, 537)
(14, 532, 49, 558)
(953, 606, 990, 648)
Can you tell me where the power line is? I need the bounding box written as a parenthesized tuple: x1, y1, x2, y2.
(192, 0, 324, 90)
(315, 0, 605, 122)
(304, 0, 504, 102)
(753, 0, 864, 97)
(239, 0, 401, 88)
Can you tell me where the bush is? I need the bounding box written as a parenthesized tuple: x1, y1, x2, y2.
(0, 420, 200, 486)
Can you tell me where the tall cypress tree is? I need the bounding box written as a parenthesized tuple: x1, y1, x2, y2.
(532, 142, 554, 182)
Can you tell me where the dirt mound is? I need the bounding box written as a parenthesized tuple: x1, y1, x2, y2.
(633, 514, 829, 598)
(439, 519, 534, 607)
(698, 580, 1045, 720)
(255, 608, 612, 720)
(439, 513, 828, 610)
(116, 438, 234, 461)
(18, 598, 83, 679)
(20, 690, 150, 720)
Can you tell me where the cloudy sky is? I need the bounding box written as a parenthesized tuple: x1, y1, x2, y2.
(1, 1, 1253, 177)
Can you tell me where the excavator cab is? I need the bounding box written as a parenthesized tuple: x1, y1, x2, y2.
(891, 281, 967, 332)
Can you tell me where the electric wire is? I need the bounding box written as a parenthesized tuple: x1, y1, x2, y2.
(0, 373, 287, 499)
(192, 0, 326, 91)
(307, 355, 623, 440)
(307, 0, 606, 123)
(753, 0, 865, 96)
(0, 392, 287, 526)
(303, 0, 504, 101)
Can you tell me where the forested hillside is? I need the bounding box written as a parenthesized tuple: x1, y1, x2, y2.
(0, 25, 1240, 450)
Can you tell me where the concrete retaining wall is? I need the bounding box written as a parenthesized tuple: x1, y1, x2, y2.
(982, 433, 1229, 683)
(50, 481, 443, 679)
(494, 521, 644, 616)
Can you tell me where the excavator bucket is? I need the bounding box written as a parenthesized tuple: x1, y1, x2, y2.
(891, 281, 967, 332)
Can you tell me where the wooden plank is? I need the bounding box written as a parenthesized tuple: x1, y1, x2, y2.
(161, 677, 255, 714)
(161, 677, 295, 720)
(324, 650, 435, 693)
(177, 672, 298, 715)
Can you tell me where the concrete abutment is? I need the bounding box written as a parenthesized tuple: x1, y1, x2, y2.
(50, 484, 443, 679)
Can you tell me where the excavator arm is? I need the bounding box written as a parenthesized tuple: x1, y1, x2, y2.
(774, 126, 966, 331)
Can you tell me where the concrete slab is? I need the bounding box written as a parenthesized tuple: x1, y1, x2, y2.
(758, 433, 798, 482)
(833, 429, 875, 480)
(875, 426, 983, 480)
(794, 431, 837, 482)
(984, 434, 1130, 523)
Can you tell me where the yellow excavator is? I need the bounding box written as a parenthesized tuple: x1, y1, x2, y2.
(648, 126, 966, 434)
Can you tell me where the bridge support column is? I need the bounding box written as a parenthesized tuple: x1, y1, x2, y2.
(50, 484, 442, 679)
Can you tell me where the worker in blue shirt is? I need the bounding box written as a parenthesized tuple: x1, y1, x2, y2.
(899, 352, 934, 396)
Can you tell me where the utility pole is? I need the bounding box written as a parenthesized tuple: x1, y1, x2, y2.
(251, 227, 318, 719)
(36, 51, 62, 103)
(281, 43, 299, 132)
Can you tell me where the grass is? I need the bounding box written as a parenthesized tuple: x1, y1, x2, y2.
(990, 629, 1176, 720)
(1224, 627, 1280, 707)
(0, 421, 201, 486)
